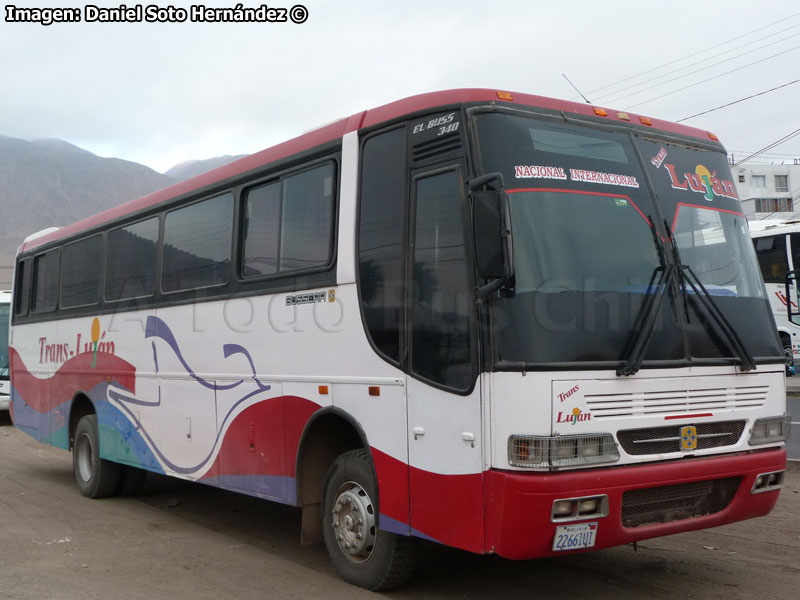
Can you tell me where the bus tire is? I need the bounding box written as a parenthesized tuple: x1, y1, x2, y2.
(73, 414, 121, 499)
(322, 449, 417, 590)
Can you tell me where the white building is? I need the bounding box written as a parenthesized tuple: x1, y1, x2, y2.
(731, 160, 800, 219)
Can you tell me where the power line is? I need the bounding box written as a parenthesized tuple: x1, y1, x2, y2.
(624, 43, 800, 109)
(733, 127, 800, 166)
(676, 79, 800, 122)
(729, 150, 800, 158)
(577, 12, 800, 99)
(597, 30, 800, 104)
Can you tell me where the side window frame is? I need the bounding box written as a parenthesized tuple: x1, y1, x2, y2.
(754, 234, 789, 284)
(14, 258, 31, 317)
(356, 125, 408, 366)
(60, 233, 103, 309)
(105, 216, 161, 302)
(239, 158, 338, 282)
(161, 192, 235, 295)
(32, 249, 61, 314)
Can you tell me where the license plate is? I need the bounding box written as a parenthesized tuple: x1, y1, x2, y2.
(552, 522, 598, 552)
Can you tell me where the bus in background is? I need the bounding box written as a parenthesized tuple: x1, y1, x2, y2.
(9, 89, 790, 590)
(0, 290, 10, 411)
(750, 220, 800, 370)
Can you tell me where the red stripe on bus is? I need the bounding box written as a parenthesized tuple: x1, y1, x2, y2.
(664, 413, 714, 420)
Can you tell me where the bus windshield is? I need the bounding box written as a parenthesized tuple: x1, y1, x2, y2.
(475, 111, 782, 367)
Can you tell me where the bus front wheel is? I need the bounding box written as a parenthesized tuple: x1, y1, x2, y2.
(322, 449, 416, 590)
(73, 414, 121, 498)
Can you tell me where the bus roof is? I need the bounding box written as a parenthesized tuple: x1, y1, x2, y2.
(18, 88, 719, 255)
(749, 220, 800, 235)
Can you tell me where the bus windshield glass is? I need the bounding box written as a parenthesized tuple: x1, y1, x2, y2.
(475, 112, 781, 367)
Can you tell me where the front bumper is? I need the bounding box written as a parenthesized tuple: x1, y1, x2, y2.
(484, 448, 786, 559)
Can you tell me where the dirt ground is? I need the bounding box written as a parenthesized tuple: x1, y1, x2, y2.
(0, 414, 798, 600)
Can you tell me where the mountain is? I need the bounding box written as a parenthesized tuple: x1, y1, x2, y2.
(0, 135, 177, 258)
(164, 155, 248, 180)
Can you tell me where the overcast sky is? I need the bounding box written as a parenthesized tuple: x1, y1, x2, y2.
(2, 0, 799, 173)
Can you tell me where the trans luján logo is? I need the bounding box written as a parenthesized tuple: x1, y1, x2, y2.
(651, 146, 737, 202)
(556, 407, 591, 425)
(38, 317, 115, 367)
(664, 163, 738, 202)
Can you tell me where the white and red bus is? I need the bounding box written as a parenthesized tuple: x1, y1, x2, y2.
(0, 290, 10, 411)
(750, 220, 800, 366)
(9, 89, 790, 590)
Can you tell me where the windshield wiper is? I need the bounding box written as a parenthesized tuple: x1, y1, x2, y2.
(666, 228, 757, 372)
(617, 217, 674, 376)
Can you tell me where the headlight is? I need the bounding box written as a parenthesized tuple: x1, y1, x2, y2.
(508, 433, 619, 468)
(748, 415, 791, 445)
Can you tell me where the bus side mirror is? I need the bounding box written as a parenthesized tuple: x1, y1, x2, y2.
(786, 270, 800, 326)
(473, 190, 506, 280)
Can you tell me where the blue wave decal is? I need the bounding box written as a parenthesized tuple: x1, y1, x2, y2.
(109, 316, 274, 478)
(144, 316, 271, 392)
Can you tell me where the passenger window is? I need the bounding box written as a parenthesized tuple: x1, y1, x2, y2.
(242, 162, 335, 278)
(106, 218, 160, 301)
(281, 164, 335, 270)
(790, 234, 800, 274)
(14, 259, 31, 316)
(358, 128, 406, 363)
(162, 193, 233, 293)
(243, 182, 281, 277)
(753, 235, 788, 283)
(33, 250, 60, 313)
(61, 235, 102, 308)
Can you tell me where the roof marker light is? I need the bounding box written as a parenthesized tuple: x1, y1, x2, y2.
(708, 131, 720, 141)
(496, 91, 513, 101)
(639, 116, 652, 126)
(593, 107, 608, 117)
(617, 112, 630, 121)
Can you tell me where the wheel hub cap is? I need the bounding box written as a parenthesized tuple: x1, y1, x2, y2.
(331, 482, 376, 562)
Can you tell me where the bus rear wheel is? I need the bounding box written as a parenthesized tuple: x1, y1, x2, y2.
(322, 449, 416, 590)
(73, 414, 121, 498)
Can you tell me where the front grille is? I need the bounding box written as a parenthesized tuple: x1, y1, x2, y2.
(585, 386, 767, 418)
(618, 421, 746, 455)
(621, 477, 742, 527)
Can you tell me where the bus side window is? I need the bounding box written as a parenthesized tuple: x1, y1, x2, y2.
(162, 193, 234, 293)
(14, 259, 31, 316)
(753, 235, 788, 283)
(358, 127, 406, 364)
(790, 234, 800, 274)
(32, 250, 60, 313)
